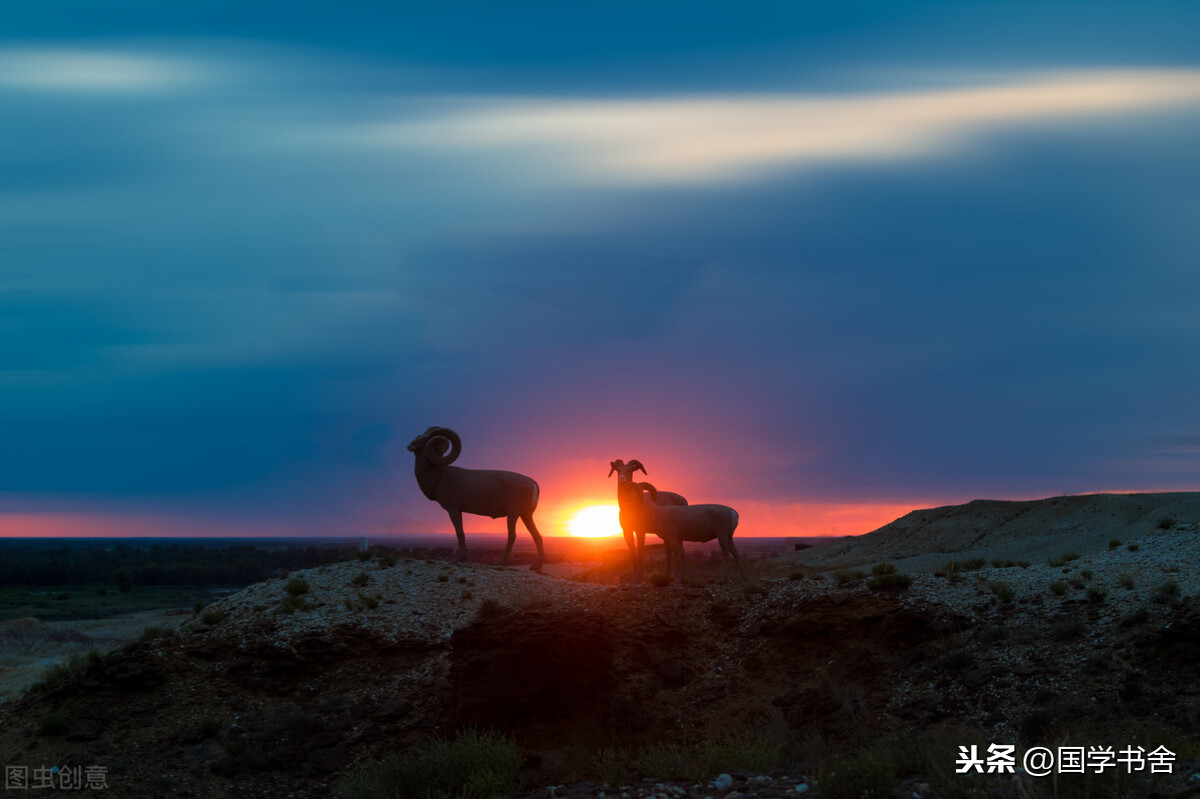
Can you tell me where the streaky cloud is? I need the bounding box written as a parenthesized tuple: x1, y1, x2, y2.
(354, 69, 1200, 184)
(0, 47, 212, 93)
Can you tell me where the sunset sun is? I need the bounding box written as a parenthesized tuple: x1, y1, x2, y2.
(566, 504, 621, 538)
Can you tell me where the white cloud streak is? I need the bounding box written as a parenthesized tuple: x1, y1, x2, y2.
(0, 48, 209, 92)
(353, 69, 1200, 184)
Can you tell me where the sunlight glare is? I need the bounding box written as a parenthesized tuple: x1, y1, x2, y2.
(566, 504, 621, 538)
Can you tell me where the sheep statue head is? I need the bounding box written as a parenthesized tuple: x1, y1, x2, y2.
(408, 426, 544, 569)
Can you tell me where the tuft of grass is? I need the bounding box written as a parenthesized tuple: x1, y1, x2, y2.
(31, 650, 102, 692)
(476, 598, 509, 620)
(460, 589, 474, 600)
(1049, 581, 1069, 596)
(961, 557, 987, 571)
(336, 728, 522, 799)
(278, 595, 315, 614)
(871, 562, 897, 575)
(1118, 574, 1135, 589)
(632, 733, 783, 783)
(1156, 580, 1180, 596)
(591, 747, 633, 786)
(140, 625, 174, 643)
(436, 573, 450, 583)
(1108, 538, 1121, 549)
(358, 593, 380, 609)
(377, 553, 398, 568)
(1086, 586, 1107, 604)
(832, 569, 867, 586)
(1079, 569, 1093, 580)
(201, 609, 227, 625)
(988, 581, 1015, 603)
(788, 570, 805, 581)
(991, 558, 1018, 568)
(867, 572, 912, 592)
(1157, 516, 1176, 530)
(285, 578, 310, 596)
(1127, 543, 1140, 552)
(647, 572, 674, 587)
(355, 548, 373, 562)
(351, 572, 370, 587)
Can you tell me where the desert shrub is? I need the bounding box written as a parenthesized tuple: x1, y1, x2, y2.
(460, 589, 474, 600)
(1086, 586, 1107, 604)
(1120, 608, 1150, 628)
(988, 581, 1015, 603)
(351, 572, 370, 587)
(140, 625, 174, 643)
(647, 572, 674, 587)
(591, 747, 633, 786)
(1127, 543, 1140, 552)
(31, 650, 101, 692)
(1118, 574, 1135, 589)
(868, 572, 912, 592)
(476, 599, 509, 620)
(788, 570, 805, 581)
(436, 573, 450, 583)
(201, 609, 227, 625)
(358, 594, 380, 609)
(871, 562, 897, 575)
(832, 569, 866, 585)
(961, 558, 987, 571)
(337, 728, 521, 799)
(1158, 579, 1180, 595)
(38, 713, 68, 736)
(377, 553, 398, 568)
(1049, 581, 1069, 596)
(1017, 560, 1031, 568)
(1068, 578, 1085, 590)
(285, 578, 310, 596)
(1079, 569, 1093, 580)
(1157, 517, 1176, 530)
(1108, 538, 1121, 549)
(278, 595, 314, 614)
(344, 598, 355, 610)
(356, 548, 372, 561)
(457, 576, 475, 585)
(991, 558, 1018, 568)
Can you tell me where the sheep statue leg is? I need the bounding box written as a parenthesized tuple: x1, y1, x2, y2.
(719, 535, 748, 581)
(448, 509, 468, 562)
(521, 511, 545, 571)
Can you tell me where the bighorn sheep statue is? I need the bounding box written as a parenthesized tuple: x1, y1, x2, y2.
(623, 481, 744, 582)
(407, 426, 545, 570)
(609, 459, 687, 579)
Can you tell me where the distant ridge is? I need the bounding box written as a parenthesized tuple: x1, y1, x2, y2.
(793, 491, 1200, 572)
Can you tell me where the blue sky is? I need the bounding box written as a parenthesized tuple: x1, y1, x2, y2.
(2, 1, 1198, 537)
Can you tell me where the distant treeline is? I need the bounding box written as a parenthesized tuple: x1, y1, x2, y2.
(0, 541, 360, 589)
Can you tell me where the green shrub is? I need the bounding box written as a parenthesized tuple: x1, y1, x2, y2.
(359, 593, 380, 609)
(31, 650, 101, 692)
(1086, 586, 1107, 604)
(140, 625, 174, 643)
(868, 572, 912, 592)
(336, 728, 522, 799)
(278, 596, 314, 614)
(1157, 580, 1180, 596)
(1017, 560, 1031, 568)
(201, 609, 226, 625)
(377, 553, 398, 568)
(285, 578, 310, 596)
(871, 562, 897, 576)
(988, 581, 1015, 603)
(833, 569, 867, 585)
(961, 558, 987, 571)
(1157, 517, 1176, 530)
(351, 572, 370, 587)
(592, 747, 633, 786)
(1049, 581, 1069, 596)
(1108, 538, 1121, 549)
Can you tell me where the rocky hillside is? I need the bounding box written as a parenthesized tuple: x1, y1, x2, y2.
(0, 520, 1197, 798)
(794, 491, 1200, 572)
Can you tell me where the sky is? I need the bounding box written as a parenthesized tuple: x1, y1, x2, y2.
(2, 1, 1198, 540)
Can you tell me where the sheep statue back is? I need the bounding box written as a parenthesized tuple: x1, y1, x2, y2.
(407, 426, 545, 570)
(609, 459, 687, 579)
(624, 480, 744, 581)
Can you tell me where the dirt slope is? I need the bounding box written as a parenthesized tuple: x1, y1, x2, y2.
(792, 491, 1200, 572)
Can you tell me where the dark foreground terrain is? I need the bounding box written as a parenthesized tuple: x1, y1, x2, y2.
(1, 535, 1198, 798)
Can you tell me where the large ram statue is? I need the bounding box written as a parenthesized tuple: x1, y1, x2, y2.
(407, 426, 545, 570)
(609, 458, 687, 580)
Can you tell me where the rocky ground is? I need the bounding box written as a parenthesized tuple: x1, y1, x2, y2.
(0, 509, 1197, 798)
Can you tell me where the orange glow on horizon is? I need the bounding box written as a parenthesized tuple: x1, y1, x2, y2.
(565, 504, 622, 538)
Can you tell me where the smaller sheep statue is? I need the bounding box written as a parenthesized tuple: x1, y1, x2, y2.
(407, 426, 544, 570)
(623, 481, 744, 581)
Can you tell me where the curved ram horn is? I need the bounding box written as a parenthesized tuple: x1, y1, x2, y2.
(635, 481, 658, 503)
(628, 459, 647, 475)
(424, 427, 462, 467)
(608, 459, 624, 477)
